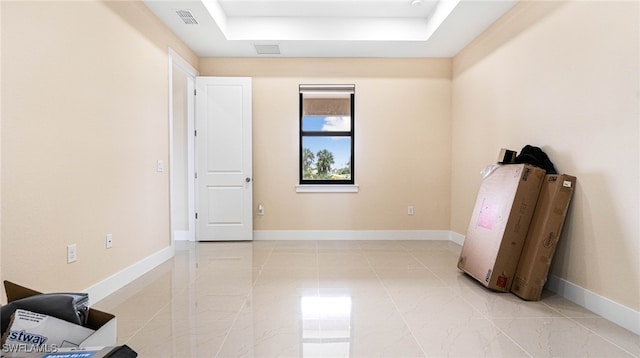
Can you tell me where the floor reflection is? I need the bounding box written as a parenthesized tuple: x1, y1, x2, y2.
(301, 296, 352, 357)
(92, 240, 639, 357)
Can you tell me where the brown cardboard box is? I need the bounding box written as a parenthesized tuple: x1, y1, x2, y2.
(457, 164, 545, 292)
(2, 281, 117, 348)
(511, 174, 576, 300)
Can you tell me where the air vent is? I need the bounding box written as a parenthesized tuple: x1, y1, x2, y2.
(176, 9, 198, 25)
(254, 44, 281, 55)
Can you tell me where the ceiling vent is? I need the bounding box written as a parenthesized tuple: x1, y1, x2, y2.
(254, 44, 281, 55)
(176, 10, 198, 25)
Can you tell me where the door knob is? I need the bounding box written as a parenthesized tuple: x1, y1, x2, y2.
(245, 177, 251, 183)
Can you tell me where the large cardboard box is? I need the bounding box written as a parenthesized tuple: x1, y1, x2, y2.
(457, 164, 545, 292)
(511, 174, 576, 300)
(2, 281, 117, 348)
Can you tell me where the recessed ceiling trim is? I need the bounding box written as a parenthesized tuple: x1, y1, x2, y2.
(217, 0, 436, 18)
(201, 0, 460, 42)
(141, 0, 519, 58)
(201, 0, 228, 34)
(423, 0, 461, 40)
(227, 17, 432, 42)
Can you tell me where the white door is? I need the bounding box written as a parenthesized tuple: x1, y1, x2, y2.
(196, 77, 252, 241)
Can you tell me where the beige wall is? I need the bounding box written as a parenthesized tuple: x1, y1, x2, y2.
(200, 59, 452, 231)
(451, 1, 639, 311)
(2, 0, 636, 318)
(1, 1, 197, 294)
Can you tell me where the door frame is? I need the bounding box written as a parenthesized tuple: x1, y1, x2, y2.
(168, 49, 198, 242)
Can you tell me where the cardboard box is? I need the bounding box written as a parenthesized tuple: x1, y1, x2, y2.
(3, 309, 95, 349)
(497, 148, 517, 164)
(1, 346, 130, 358)
(511, 174, 576, 300)
(457, 164, 545, 292)
(3, 281, 116, 348)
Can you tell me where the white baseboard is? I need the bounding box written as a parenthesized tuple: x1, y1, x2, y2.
(173, 230, 191, 241)
(84, 245, 174, 305)
(253, 230, 451, 241)
(449, 231, 465, 245)
(546, 275, 640, 335)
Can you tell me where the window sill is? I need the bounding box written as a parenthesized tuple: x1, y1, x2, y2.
(295, 184, 359, 193)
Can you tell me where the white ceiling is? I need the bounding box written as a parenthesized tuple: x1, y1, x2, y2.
(142, 0, 518, 58)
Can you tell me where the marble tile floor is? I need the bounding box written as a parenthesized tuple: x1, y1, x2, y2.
(92, 240, 639, 357)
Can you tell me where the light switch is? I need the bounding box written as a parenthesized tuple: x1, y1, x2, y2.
(157, 160, 164, 172)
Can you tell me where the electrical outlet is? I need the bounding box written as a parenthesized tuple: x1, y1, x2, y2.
(408, 206, 414, 216)
(67, 244, 77, 264)
(106, 234, 113, 249)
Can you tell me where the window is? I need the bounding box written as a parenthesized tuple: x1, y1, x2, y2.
(299, 84, 355, 185)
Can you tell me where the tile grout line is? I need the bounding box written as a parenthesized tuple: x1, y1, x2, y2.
(406, 246, 456, 289)
(449, 269, 542, 358)
(365, 241, 430, 357)
(539, 301, 638, 357)
(120, 254, 191, 346)
(121, 294, 179, 346)
(453, 291, 534, 358)
(213, 242, 275, 358)
(406, 245, 535, 358)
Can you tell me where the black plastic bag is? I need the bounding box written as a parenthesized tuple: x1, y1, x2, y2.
(0, 292, 89, 335)
(105, 345, 138, 357)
